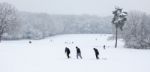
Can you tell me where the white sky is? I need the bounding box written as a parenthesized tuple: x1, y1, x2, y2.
(0, 0, 150, 16)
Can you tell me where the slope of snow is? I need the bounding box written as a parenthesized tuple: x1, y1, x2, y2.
(0, 34, 150, 72)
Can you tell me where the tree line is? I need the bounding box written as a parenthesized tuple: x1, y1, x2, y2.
(0, 2, 112, 40)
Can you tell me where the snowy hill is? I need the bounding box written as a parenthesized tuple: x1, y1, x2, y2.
(0, 34, 150, 72)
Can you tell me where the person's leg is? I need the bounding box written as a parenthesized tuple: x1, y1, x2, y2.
(79, 53, 82, 59)
(95, 54, 97, 59)
(68, 53, 70, 58)
(96, 54, 99, 59)
(67, 53, 69, 58)
(96, 54, 98, 59)
(77, 53, 78, 59)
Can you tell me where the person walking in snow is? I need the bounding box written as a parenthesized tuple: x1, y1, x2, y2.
(76, 46, 82, 59)
(65, 47, 71, 59)
(93, 48, 99, 59)
(103, 45, 106, 50)
(29, 41, 32, 44)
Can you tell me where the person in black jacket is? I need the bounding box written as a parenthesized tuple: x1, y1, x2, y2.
(103, 45, 106, 50)
(65, 47, 71, 59)
(93, 48, 99, 59)
(76, 46, 82, 59)
(29, 41, 32, 44)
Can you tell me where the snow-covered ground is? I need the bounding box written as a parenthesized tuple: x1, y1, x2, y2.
(0, 34, 150, 72)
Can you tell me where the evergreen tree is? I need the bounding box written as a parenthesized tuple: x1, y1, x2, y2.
(112, 7, 127, 48)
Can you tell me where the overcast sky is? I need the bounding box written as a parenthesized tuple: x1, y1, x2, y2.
(0, 0, 150, 16)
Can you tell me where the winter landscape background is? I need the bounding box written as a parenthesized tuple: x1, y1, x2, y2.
(0, 0, 150, 72)
(1, 34, 150, 72)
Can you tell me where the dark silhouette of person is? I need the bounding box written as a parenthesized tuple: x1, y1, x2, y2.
(76, 46, 82, 59)
(29, 41, 32, 44)
(93, 48, 99, 59)
(65, 47, 70, 59)
(103, 45, 106, 50)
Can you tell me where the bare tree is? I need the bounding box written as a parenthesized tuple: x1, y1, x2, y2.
(0, 2, 17, 42)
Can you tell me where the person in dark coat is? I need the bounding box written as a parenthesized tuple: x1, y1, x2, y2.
(76, 46, 82, 59)
(103, 45, 106, 50)
(29, 41, 32, 44)
(65, 47, 71, 59)
(93, 48, 99, 59)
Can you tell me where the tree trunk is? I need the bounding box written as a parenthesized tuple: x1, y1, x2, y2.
(115, 27, 118, 48)
(0, 35, 2, 43)
(0, 29, 4, 43)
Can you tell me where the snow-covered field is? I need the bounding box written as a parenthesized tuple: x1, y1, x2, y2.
(0, 34, 150, 72)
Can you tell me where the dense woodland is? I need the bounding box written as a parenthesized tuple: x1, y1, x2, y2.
(0, 3, 112, 40)
(3, 12, 112, 40)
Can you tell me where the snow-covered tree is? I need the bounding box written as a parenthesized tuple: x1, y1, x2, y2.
(112, 7, 127, 48)
(122, 11, 150, 49)
(0, 2, 18, 41)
